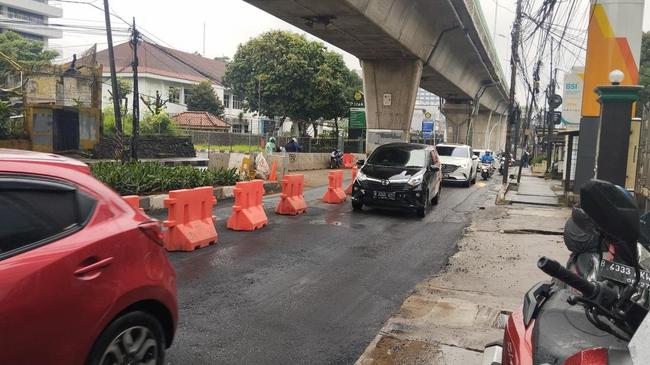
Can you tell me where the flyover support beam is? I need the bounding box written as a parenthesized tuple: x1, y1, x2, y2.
(361, 59, 422, 150)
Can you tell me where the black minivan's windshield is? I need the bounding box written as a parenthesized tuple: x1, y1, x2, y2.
(367, 145, 426, 168)
(436, 146, 470, 158)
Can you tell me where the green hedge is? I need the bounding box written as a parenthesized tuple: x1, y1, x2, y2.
(91, 161, 239, 195)
(531, 155, 547, 164)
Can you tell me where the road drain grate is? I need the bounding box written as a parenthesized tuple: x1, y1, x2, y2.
(492, 311, 511, 329)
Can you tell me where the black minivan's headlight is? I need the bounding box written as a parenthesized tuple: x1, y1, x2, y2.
(407, 173, 424, 187)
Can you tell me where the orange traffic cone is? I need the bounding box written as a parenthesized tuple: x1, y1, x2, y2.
(269, 160, 277, 182)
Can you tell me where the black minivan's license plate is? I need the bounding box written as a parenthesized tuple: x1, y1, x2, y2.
(373, 191, 396, 200)
(598, 259, 650, 289)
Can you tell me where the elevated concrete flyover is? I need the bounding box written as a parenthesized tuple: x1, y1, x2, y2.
(244, 0, 509, 149)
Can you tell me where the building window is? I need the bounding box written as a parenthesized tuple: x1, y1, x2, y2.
(168, 86, 180, 104)
(11, 31, 43, 43)
(223, 93, 231, 109)
(7, 8, 44, 24)
(232, 96, 242, 110)
(183, 88, 192, 105)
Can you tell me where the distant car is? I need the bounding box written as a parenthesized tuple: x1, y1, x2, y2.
(472, 149, 486, 159)
(351, 143, 442, 217)
(0, 149, 177, 365)
(436, 143, 478, 187)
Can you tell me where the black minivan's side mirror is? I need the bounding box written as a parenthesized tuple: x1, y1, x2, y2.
(356, 159, 365, 166)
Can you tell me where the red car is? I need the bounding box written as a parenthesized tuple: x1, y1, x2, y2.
(0, 149, 177, 365)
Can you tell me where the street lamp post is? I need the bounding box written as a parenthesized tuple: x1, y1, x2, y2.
(594, 70, 642, 186)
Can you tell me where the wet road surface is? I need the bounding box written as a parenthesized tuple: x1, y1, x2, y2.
(163, 177, 498, 364)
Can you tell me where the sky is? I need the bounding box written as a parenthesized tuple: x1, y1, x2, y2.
(49, 0, 650, 101)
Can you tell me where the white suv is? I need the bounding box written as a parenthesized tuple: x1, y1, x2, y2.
(435, 143, 478, 187)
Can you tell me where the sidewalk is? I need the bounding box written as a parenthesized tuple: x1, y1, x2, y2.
(508, 168, 559, 207)
(356, 178, 570, 364)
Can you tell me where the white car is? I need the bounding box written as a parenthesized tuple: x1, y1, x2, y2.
(435, 143, 478, 187)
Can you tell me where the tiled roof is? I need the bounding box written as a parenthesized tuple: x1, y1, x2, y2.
(93, 40, 226, 84)
(171, 111, 230, 130)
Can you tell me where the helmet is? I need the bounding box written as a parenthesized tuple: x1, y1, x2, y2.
(269, 137, 276, 143)
(291, 138, 297, 143)
(563, 206, 600, 253)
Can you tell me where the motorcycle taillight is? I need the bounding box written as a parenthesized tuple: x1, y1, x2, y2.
(564, 348, 608, 365)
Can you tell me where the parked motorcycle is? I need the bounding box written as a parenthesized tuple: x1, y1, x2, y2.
(329, 149, 343, 169)
(498, 157, 513, 176)
(483, 179, 648, 365)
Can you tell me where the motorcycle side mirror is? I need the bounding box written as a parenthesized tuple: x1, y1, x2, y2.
(580, 179, 640, 264)
(356, 159, 365, 166)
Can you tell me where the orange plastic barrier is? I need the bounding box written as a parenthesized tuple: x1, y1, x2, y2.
(122, 195, 141, 210)
(162, 187, 218, 252)
(344, 165, 358, 195)
(322, 170, 347, 204)
(276, 174, 307, 215)
(343, 153, 355, 168)
(227, 180, 268, 231)
(269, 160, 278, 181)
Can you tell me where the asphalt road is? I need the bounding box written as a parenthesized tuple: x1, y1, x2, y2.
(163, 175, 498, 364)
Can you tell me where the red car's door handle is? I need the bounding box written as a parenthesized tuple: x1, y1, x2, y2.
(74, 257, 115, 276)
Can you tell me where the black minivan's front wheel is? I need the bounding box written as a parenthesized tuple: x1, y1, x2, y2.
(87, 311, 166, 365)
(352, 200, 363, 211)
(417, 190, 429, 218)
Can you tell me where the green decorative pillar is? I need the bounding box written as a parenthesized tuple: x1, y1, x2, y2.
(594, 84, 642, 187)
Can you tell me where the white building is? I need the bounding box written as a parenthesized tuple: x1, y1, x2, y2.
(94, 40, 254, 133)
(0, 0, 62, 45)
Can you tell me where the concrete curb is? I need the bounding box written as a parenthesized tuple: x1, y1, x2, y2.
(136, 181, 281, 212)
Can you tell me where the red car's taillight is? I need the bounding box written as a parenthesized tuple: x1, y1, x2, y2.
(139, 220, 165, 247)
(564, 348, 608, 365)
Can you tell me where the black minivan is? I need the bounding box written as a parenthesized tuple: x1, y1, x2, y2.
(350, 143, 442, 217)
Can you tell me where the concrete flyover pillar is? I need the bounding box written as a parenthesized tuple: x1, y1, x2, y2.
(440, 101, 471, 144)
(361, 59, 423, 148)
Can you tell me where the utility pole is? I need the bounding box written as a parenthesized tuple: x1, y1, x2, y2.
(502, 0, 523, 184)
(545, 38, 555, 173)
(203, 22, 206, 56)
(517, 60, 541, 183)
(546, 68, 558, 173)
(103, 0, 123, 159)
(131, 17, 140, 161)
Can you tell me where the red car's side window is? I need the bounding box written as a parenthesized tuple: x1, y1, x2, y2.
(0, 175, 96, 260)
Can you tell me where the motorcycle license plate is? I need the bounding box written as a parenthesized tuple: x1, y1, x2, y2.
(373, 191, 396, 200)
(598, 259, 650, 289)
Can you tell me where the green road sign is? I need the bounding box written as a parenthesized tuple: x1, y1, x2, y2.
(349, 107, 366, 129)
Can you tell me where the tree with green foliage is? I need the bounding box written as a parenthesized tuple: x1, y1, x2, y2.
(0, 31, 58, 79)
(140, 112, 178, 135)
(224, 30, 361, 136)
(312, 51, 363, 136)
(103, 106, 133, 135)
(639, 31, 650, 114)
(186, 81, 224, 117)
(0, 32, 58, 139)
